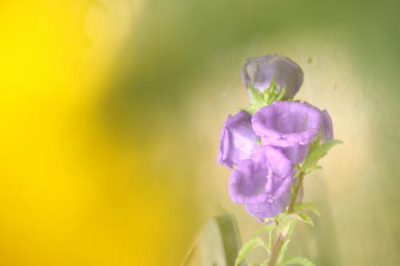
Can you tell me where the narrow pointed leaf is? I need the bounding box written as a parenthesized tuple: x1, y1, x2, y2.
(279, 256, 316, 266)
(254, 223, 276, 236)
(235, 237, 265, 266)
(299, 212, 314, 227)
(302, 139, 342, 173)
(276, 87, 286, 101)
(294, 203, 320, 217)
(249, 85, 266, 107)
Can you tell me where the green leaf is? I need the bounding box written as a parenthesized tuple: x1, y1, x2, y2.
(301, 139, 343, 174)
(244, 80, 288, 114)
(278, 214, 301, 235)
(243, 84, 271, 114)
(249, 85, 266, 107)
(308, 136, 321, 151)
(279, 256, 316, 266)
(263, 90, 272, 103)
(262, 78, 285, 104)
(269, 78, 277, 92)
(254, 223, 276, 236)
(276, 239, 291, 265)
(294, 203, 320, 217)
(275, 87, 286, 102)
(299, 212, 314, 227)
(235, 237, 265, 266)
(279, 214, 302, 227)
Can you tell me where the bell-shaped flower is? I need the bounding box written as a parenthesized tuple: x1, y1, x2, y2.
(218, 111, 260, 169)
(229, 146, 294, 221)
(252, 101, 333, 164)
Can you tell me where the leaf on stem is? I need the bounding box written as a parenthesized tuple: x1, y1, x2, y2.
(294, 203, 320, 217)
(254, 223, 276, 236)
(235, 237, 265, 266)
(278, 256, 316, 266)
(301, 139, 343, 174)
(298, 212, 314, 227)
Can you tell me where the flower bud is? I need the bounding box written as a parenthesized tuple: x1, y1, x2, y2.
(242, 54, 304, 100)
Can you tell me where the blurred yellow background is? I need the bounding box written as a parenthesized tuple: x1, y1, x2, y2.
(0, 1, 185, 265)
(1, 0, 400, 265)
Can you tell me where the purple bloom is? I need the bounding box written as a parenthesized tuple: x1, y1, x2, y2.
(252, 101, 327, 164)
(242, 54, 304, 100)
(229, 146, 294, 220)
(218, 111, 260, 169)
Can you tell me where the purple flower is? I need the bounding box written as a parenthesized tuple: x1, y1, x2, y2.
(242, 54, 304, 100)
(218, 111, 260, 169)
(229, 146, 294, 220)
(252, 101, 331, 164)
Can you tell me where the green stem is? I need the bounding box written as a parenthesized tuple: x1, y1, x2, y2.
(267, 234, 284, 266)
(267, 172, 305, 266)
(288, 172, 305, 213)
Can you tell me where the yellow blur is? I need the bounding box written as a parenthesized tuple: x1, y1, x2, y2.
(0, 1, 181, 265)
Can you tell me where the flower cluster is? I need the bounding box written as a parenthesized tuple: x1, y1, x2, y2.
(218, 54, 334, 221)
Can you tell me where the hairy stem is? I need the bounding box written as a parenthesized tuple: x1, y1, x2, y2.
(267, 172, 305, 266)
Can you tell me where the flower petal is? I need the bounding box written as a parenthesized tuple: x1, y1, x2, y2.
(321, 110, 334, 141)
(229, 147, 294, 220)
(218, 111, 259, 168)
(252, 101, 322, 147)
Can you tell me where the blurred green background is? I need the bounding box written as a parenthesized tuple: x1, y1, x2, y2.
(1, 0, 400, 265)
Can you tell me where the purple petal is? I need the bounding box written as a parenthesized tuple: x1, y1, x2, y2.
(252, 101, 322, 147)
(218, 111, 260, 168)
(244, 175, 293, 220)
(245, 201, 287, 221)
(229, 159, 270, 205)
(259, 146, 293, 177)
(229, 146, 294, 220)
(242, 54, 304, 100)
(252, 101, 324, 164)
(283, 144, 310, 164)
(321, 110, 334, 141)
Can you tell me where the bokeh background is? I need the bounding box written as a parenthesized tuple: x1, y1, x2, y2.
(1, 0, 400, 265)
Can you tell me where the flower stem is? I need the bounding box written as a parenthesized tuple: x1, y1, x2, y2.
(267, 234, 284, 266)
(288, 172, 305, 213)
(267, 172, 305, 266)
